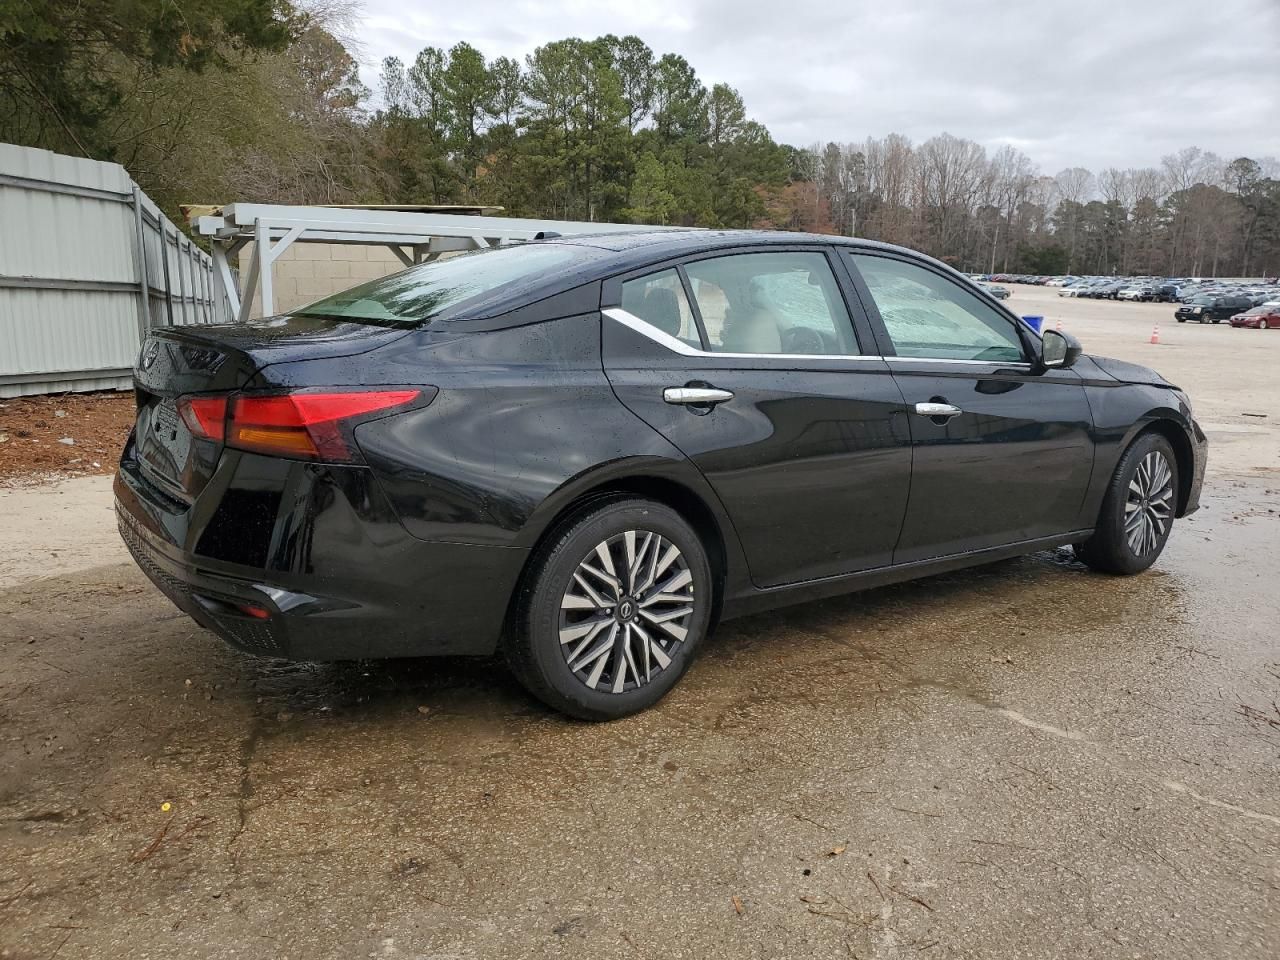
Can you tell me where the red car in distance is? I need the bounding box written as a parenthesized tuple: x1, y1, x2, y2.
(1229, 304, 1280, 329)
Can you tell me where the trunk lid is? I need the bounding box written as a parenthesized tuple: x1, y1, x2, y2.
(130, 316, 410, 500)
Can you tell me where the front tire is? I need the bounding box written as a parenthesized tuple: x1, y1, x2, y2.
(1074, 433, 1178, 575)
(505, 497, 713, 720)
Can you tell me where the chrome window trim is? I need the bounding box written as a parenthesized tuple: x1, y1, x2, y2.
(602, 307, 882, 362)
(885, 356, 1032, 369)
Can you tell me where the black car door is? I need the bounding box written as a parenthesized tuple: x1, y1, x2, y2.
(843, 251, 1096, 565)
(600, 247, 913, 588)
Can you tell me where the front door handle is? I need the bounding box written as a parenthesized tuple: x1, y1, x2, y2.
(914, 401, 962, 419)
(664, 387, 734, 406)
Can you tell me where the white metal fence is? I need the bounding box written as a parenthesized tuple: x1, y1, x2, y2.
(0, 143, 234, 398)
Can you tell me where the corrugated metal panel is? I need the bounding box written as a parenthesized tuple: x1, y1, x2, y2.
(0, 182, 136, 283)
(0, 287, 139, 372)
(0, 143, 232, 398)
(0, 142, 133, 195)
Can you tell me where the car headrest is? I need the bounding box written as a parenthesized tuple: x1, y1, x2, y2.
(642, 287, 684, 337)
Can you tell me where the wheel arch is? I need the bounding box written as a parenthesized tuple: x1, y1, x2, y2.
(1128, 416, 1196, 517)
(510, 461, 739, 629)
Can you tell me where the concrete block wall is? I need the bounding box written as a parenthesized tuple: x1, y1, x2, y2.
(240, 242, 407, 317)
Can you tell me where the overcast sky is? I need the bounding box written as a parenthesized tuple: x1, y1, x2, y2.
(352, 0, 1278, 174)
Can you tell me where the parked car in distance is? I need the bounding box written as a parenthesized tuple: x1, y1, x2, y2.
(981, 283, 1011, 299)
(1229, 305, 1280, 329)
(115, 231, 1207, 719)
(1118, 284, 1154, 302)
(1175, 295, 1255, 323)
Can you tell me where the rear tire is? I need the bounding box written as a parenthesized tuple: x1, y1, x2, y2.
(505, 497, 713, 720)
(1074, 432, 1178, 575)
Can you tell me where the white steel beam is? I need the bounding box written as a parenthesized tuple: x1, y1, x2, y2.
(236, 242, 260, 324)
(211, 244, 241, 320)
(255, 219, 274, 317)
(210, 203, 688, 241)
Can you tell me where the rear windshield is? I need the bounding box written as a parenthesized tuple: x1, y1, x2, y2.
(294, 244, 582, 326)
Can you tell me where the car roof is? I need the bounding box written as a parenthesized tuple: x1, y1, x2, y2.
(545, 228, 891, 255)
(535, 228, 955, 277)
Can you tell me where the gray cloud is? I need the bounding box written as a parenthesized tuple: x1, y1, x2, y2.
(352, 0, 1279, 172)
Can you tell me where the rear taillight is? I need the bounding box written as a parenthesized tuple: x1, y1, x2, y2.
(178, 396, 228, 441)
(177, 389, 428, 462)
(228, 390, 425, 461)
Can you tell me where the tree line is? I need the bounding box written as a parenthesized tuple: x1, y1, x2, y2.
(3, 1, 1276, 277)
(796, 140, 1280, 277)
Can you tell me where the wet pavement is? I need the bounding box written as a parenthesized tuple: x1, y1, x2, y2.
(2, 474, 1277, 959)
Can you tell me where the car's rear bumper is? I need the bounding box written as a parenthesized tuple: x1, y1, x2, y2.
(114, 446, 527, 660)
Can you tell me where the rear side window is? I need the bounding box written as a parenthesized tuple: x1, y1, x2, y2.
(620, 269, 702, 345)
(684, 251, 854, 355)
(294, 244, 582, 326)
(848, 254, 1025, 362)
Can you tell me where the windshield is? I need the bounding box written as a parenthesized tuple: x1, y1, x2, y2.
(294, 244, 582, 326)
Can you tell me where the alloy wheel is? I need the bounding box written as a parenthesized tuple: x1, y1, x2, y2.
(1124, 451, 1174, 557)
(558, 530, 695, 693)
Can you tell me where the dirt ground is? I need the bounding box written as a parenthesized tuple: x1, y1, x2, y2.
(1, 288, 1278, 959)
(0, 393, 133, 485)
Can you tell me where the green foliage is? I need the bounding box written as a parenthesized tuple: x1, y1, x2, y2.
(623, 153, 675, 224)
(1018, 244, 1070, 275)
(366, 34, 790, 227)
(0, 0, 301, 158)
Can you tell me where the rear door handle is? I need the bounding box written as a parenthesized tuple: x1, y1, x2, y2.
(664, 387, 734, 406)
(914, 401, 962, 419)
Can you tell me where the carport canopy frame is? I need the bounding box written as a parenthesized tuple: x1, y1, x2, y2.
(193, 203, 692, 322)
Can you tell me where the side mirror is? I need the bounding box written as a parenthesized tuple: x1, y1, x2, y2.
(1038, 328, 1082, 371)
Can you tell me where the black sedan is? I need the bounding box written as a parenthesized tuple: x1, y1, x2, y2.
(116, 231, 1207, 719)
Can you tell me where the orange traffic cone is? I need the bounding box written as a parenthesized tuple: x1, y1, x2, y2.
(1150, 324, 1160, 344)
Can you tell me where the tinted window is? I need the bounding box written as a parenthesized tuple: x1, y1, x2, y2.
(620, 269, 702, 345)
(295, 244, 581, 326)
(849, 254, 1026, 362)
(683, 252, 854, 355)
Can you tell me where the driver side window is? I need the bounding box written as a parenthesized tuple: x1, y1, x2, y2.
(848, 254, 1026, 362)
(684, 252, 855, 355)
